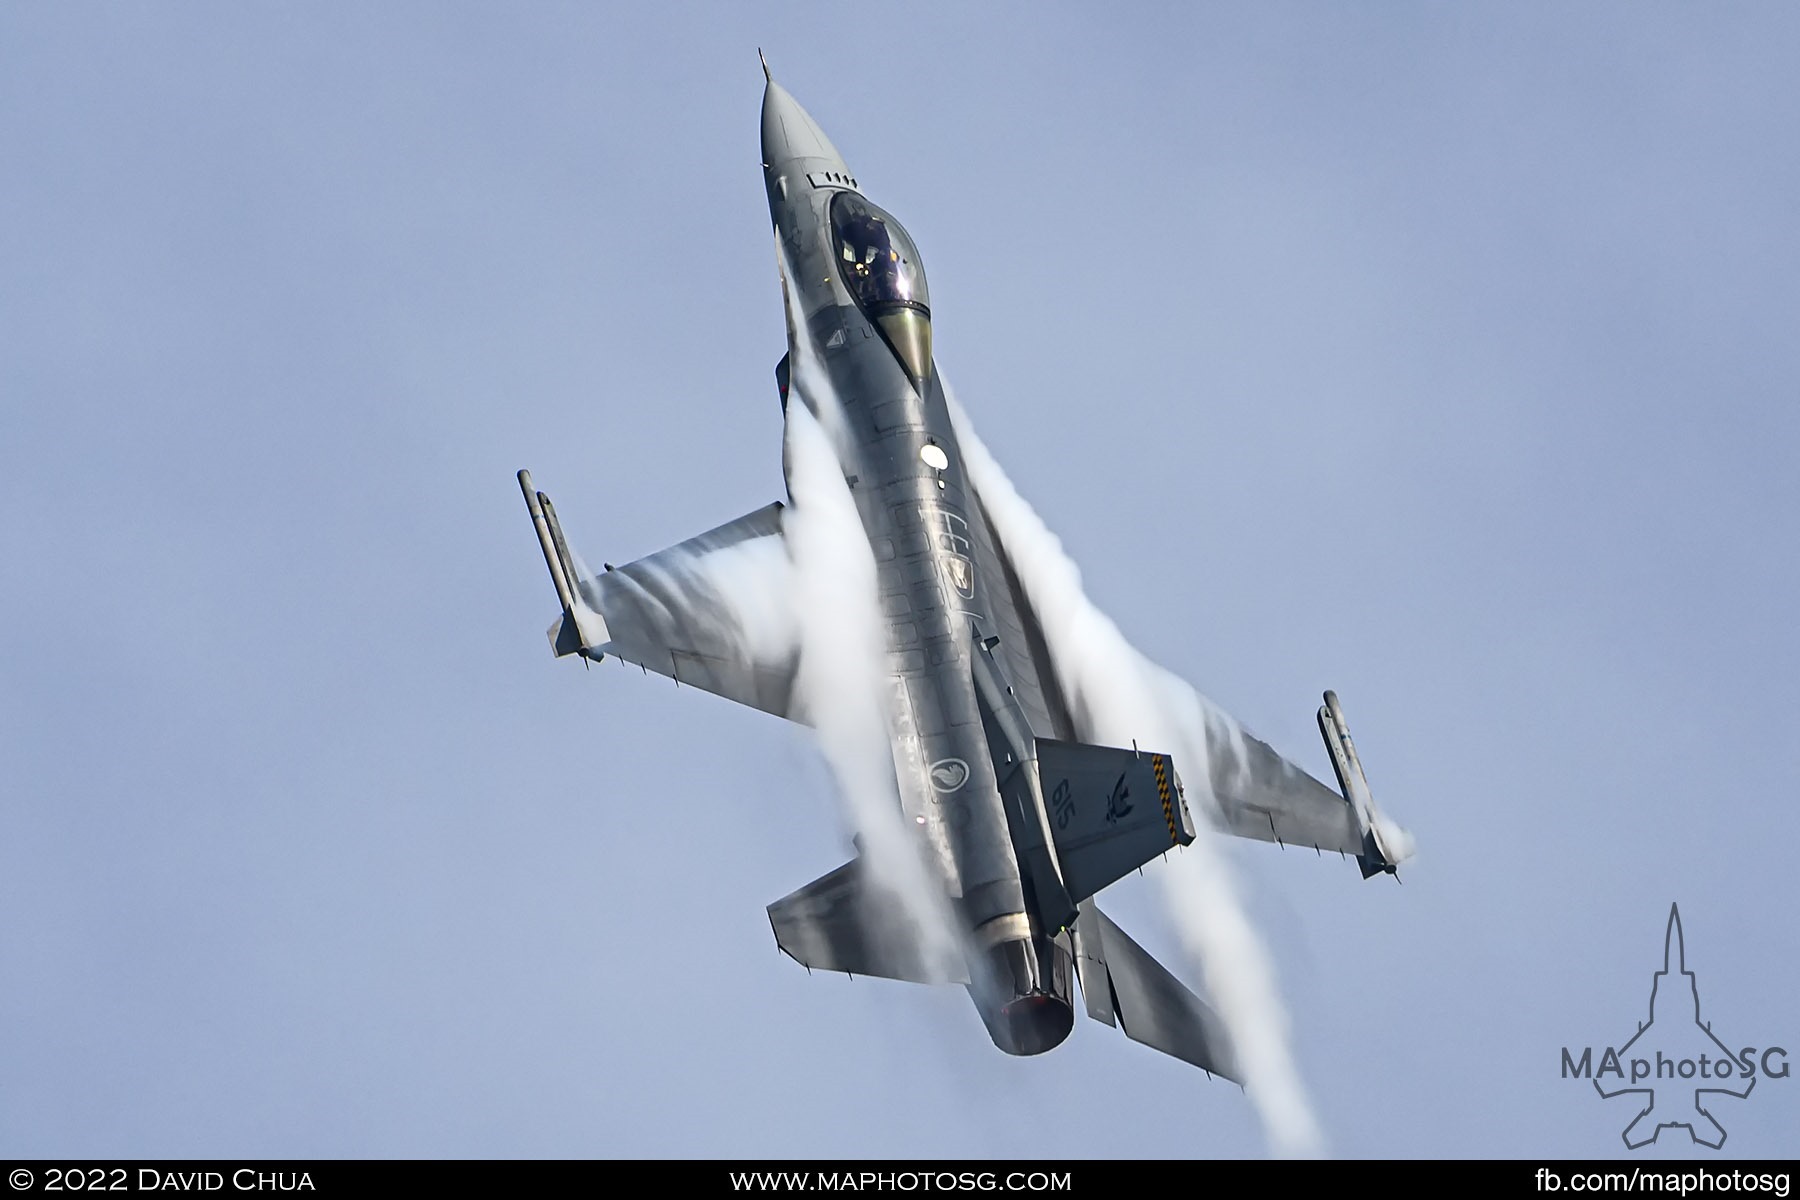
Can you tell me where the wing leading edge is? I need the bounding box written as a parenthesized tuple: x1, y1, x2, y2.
(963, 470, 1394, 870)
(520, 473, 802, 720)
(576, 503, 800, 719)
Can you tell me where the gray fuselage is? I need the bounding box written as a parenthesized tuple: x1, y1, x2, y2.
(761, 80, 1073, 1054)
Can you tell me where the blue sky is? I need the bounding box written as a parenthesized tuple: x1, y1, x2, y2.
(4, 4, 1797, 1158)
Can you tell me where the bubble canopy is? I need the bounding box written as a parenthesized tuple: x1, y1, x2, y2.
(830, 194, 932, 385)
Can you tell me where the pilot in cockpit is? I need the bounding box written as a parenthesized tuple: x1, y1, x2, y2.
(839, 212, 901, 305)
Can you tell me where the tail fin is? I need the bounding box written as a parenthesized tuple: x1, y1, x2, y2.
(1036, 739, 1197, 903)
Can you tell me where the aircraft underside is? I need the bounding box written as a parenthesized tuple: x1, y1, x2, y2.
(513, 66, 1407, 1082)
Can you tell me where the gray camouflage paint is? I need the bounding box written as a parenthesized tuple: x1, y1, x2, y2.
(520, 77, 1396, 1075)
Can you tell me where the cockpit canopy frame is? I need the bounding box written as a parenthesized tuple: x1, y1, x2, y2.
(830, 193, 933, 387)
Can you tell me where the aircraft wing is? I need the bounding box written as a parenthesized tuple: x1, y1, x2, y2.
(965, 483, 1368, 861)
(532, 490, 802, 720)
(1197, 723, 1364, 856)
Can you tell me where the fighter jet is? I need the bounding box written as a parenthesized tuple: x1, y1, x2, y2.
(516, 66, 1406, 1079)
(1595, 906, 1755, 1148)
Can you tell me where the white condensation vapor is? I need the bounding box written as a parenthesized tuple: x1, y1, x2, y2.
(782, 404, 932, 899)
(775, 248, 959, 976)
(587, 242, 954, 971)
(946, 388, 1326, 1158)
(1372, 812, 1417, 866)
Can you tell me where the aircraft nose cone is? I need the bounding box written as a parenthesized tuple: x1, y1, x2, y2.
(761, 80, 851, 177)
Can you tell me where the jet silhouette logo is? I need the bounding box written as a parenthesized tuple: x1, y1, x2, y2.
(1560, 905, 1790, 1149)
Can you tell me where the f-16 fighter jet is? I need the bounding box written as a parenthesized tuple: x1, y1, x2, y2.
(518, 64, 1406, 1079)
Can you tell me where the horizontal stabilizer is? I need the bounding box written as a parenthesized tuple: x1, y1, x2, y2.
(767, 859, 967, 986)
(1037, 740, 1196, 903)
(1076, 904, 1239, 1081)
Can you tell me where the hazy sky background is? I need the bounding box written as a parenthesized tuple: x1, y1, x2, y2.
(4, 4, 1797, 1158)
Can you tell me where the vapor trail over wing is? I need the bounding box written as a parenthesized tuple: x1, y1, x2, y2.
(568, 503, 802, 719)
(956, 425, 1381, 862)
(518, 71, 1408, 1144)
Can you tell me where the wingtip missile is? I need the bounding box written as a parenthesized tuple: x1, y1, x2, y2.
(1316, 689, 1409, 878)
(519, 469, 575, 616)
(517, 469, 607, 660)
(537, 491, 579, 592)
